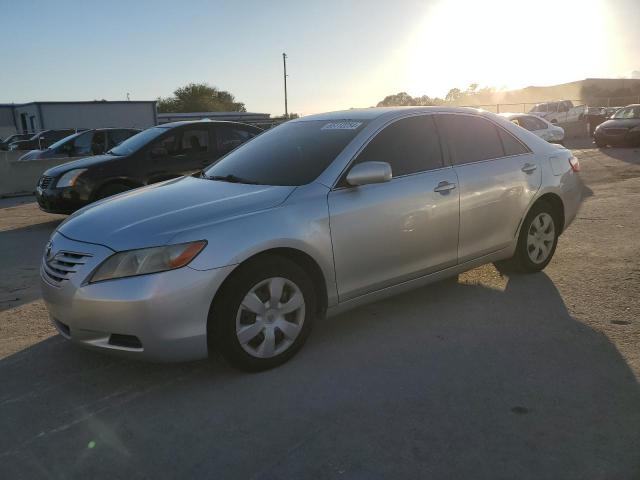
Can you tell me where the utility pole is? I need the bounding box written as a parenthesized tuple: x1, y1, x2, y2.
(282, 52, 288, 118)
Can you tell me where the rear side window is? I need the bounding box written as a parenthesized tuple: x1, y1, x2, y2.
(355, 115, 442, 176)
(438, 115, 504, 165)
(216, 126, 257, 155)
(107, 129, 137, 148)
(497, 128, 529, 156)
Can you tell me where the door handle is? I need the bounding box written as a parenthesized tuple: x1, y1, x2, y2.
(434, 181, 457, 193)
(522, 163, 538, 173)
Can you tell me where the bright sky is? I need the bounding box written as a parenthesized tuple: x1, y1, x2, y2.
(1, 0, 638, 116)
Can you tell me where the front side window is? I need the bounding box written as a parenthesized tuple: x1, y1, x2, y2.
(612, 106, 640, 119)
(438, 115, 505, 165)
(353, 115, 442, 177)
(109, 127, 166, 156)
(71, 132, 90, 154)
(151, 134, 180, 155)
(204, 120, 366, 186)
(181, 128, 210, 154)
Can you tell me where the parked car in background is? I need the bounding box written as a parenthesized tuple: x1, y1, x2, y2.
(593, 104, 640, 147)
(8, 129, 81, 151)
(40, 107, 583, 371)
(500, 113, 565, 144)
(18, 128, 140, 161)
(585, 107, 621, 136)
(0, 133, 33, 150)
(36, 120, 262, 213)
(529, 100, 587, 125)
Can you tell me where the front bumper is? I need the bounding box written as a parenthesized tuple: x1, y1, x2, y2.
(36, 186, 88, 214)
(594, 129, 640, 146)
(40, 231, 235, 362)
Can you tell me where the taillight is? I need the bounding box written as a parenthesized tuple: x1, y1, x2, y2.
(569, 156, 580, 172)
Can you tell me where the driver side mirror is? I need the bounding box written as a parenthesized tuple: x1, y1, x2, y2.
(346, 161, 392, 186)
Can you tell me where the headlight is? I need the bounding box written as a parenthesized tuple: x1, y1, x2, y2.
(89, 241, 207, 283)
(56, 169, 87, 188)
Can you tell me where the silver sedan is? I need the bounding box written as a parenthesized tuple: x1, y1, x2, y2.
(500, 113, 565, 144)
(41, 107, 583, 370)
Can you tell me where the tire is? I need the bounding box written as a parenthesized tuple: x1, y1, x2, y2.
(208, 255, 317, 372)
(595, 138, 606, 148)
(94, 182, 132, 200)
(496, 201, 559, 273)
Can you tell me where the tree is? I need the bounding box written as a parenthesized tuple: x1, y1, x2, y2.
(445, 88, 462, 102)
(157, 83, 246, 113)
(376, 92, 441, 107)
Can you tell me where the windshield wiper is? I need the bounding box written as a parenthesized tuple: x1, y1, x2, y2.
(205, 174, 259, 185)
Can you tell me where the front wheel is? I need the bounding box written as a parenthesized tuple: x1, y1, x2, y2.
(496, 201, 559, 273)
(208, 256, 316, 371)
(94, 182, 132, 201)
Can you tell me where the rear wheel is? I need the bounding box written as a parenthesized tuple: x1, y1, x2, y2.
(496, 201, 559, 273)
(208, 255, 316, 371)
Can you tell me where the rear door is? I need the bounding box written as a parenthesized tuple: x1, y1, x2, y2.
(436, 113, 541, 262)
(328, 114, 460, 301)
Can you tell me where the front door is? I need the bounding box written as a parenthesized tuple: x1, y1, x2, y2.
(437, 113, 542, 262)
(328, 115, 460, 301)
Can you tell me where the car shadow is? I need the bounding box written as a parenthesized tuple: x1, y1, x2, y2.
(1, 270, 639, 479)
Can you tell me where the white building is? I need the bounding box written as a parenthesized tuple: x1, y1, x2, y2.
(0, 101, 157, 138)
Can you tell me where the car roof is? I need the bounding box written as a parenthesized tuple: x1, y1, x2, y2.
(499, 112, 539, 119)
(294, 106, 489, 123)
(157, 120, 261, 129)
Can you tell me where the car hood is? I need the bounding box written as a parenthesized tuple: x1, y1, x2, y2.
(44, 154, 118, 176)
(58, 176, 296, 251)
(17, 149, 43, 161)
(598, 118, 640, 129)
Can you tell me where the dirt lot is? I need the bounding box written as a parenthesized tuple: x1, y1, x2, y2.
(1, 140, 639, 479)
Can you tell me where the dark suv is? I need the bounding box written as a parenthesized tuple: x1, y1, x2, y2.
(36, 121, 262, 214)
(18, 128, 140, 161)
(8, 129, 80, 151)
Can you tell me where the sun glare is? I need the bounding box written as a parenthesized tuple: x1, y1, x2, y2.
(404, 0, 613, 97)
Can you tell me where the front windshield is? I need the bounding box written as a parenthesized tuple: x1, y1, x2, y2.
(109, 127, 166, 156)
(204, 120, 367, 186)
(48, 131, 84, 151)
(612, 106, 640, 119)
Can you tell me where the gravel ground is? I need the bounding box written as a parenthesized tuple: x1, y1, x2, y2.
(0, 140, 639, 479)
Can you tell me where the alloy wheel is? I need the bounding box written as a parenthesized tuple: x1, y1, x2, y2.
(527, 212, 555, 264)
(235, 277, 305, 358)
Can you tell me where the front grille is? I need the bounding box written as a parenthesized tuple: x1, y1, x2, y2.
(42, 250, 92, 285)
(38, 175, 54, 189)
(604, 128, 628, 135)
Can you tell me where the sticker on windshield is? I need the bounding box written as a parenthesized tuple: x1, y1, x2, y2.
(321, 121, 362, 130)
